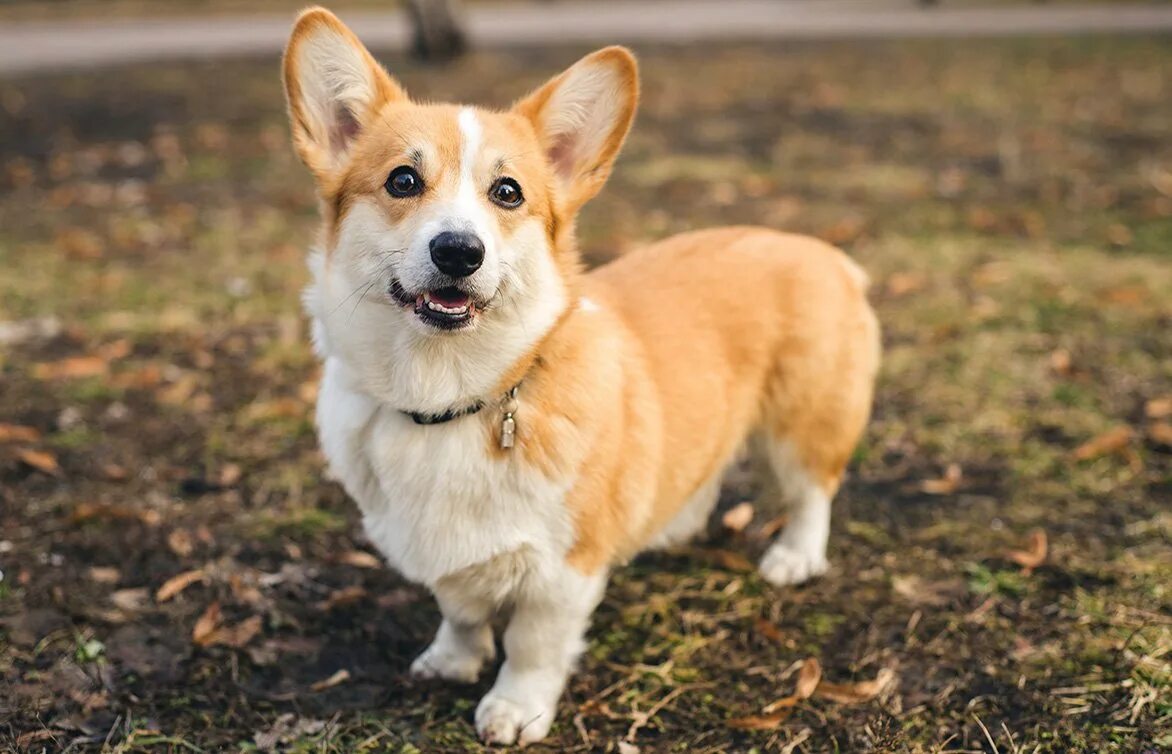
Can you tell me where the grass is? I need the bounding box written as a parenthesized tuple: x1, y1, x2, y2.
(1, 36, 1170, 753)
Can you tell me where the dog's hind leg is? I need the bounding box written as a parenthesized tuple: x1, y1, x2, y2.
(758, 438, 835, 586)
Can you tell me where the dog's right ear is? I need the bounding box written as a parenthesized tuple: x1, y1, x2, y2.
(283, 7, 406, 180)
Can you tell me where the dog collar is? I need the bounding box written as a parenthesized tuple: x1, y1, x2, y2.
(403, 384, 521, 450)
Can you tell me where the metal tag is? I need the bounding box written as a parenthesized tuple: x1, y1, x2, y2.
(500, 415, 516, 449)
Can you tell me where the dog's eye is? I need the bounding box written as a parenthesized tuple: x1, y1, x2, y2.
(386, 166, 423, 198)
(490, 177, 524, 208)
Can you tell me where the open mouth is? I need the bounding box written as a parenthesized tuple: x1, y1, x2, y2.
(389, 279, 478, 330)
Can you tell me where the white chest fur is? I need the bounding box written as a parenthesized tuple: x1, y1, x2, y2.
(315, 357, 575, 588)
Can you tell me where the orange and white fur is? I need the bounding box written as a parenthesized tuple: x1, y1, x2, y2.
(284, 8, 879, 745)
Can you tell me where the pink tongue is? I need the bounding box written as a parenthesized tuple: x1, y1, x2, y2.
(429, 289, 471, 307)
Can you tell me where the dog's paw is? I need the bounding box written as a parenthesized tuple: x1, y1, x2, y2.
(475, 691, 555, 746)
(759, 543, 828, 587)
(410, 638, 494, 683)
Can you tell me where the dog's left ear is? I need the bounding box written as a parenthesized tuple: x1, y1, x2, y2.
(514, 46, 639, 214)
(283, 7, 407, 181)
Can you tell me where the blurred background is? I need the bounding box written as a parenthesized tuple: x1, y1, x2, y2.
(1, 1, 1170, 751)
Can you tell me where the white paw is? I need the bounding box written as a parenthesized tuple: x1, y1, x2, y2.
(410, 639, 494, 683)
(475, 691, 555, 746)
(759, 544, 828, 586)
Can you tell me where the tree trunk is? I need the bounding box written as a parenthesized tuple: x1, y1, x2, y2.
(406, 0, 468, 62)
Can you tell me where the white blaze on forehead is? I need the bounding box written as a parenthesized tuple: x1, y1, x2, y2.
(447, 106, 491, 243)
(458, 107, 482, 187)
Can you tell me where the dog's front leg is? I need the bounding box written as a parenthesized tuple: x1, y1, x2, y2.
(475, 566, 607, 745)
(411, 589, 496, 683)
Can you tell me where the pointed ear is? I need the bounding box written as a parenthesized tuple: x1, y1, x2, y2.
(282, 7, 406, 179)
(513, 46, 639, 213)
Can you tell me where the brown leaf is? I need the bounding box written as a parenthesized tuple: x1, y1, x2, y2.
(337, 550, 382, 569)
(192, 602, 222, 645)
(884, 272, 926, 298)
(919, 463, 961, 495)
(794, 658, 822, 699)
(88, 566, 121, 584)
(33, 356, 108, 380)
(56, 227, 105, 259)
(156, 569, 206, 603)
(203, 615, 263, 648)
(1145, 396, 1172, 420)
(218, 463, 243, 487)
(752, 617, 784, 644)
(721, 502, 754, 533)
(1148, 422, 1172, 447)
(1072, 426, 1133, 461)
(310, 668, 351, 692)
(315, 586, 367, 611)
(757, 514, 789, 539)
(96, 338, 132, 361)
(100, 463, 129, 481)
(71, 502, 160, 526)
(17, 448, 60, 475)
(166, 529, 195, 557)
(110, 588, 150, 612)
(706, 549, 754, 573)
(1048, 348, 1073, 377)
(814, 668, 896, 704)
(891, 575, 966, 607)
(0, 423, 40, 443)
(1005, 529, 1047, 574)
(727, 709, 791, 730)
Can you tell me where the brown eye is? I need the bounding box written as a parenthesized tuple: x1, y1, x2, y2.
(386, 166, 423, 197)
(490, 177, 523, 208)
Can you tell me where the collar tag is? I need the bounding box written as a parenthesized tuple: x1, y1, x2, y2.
(499, 385, 519, 450)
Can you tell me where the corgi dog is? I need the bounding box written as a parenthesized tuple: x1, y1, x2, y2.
(283, 8, 879, 745)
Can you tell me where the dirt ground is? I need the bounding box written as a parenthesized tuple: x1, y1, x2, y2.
(1, 36, 1170, 753)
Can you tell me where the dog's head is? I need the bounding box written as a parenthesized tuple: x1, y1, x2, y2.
(284, 8, 637, 409)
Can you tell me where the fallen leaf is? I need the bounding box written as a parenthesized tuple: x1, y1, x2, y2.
(617, 742, 640, 754)
(1049, 348, 1072, 376)
(721, 502, 754, 532)
(218, 463, 243, 486)
(1072, 426, 1133, 461)
(315, 586, 367, 611)
(814, 668, 896, 704)
(919, 463, 962, 495)
(192, 602, 222, 645)
(202, 615, 263, 648)
(56, 227, 105, 259)
(156, 569, 206, 603)
(337, 550, 382, 569)
(885, 272, 925, 298)
(1005, 529, 1047, 574)
(32, 356, 108, 380)
(88, 566, 121, 584)
(706, 549, 754, 573)
(758, 658, 822, 715)
(71, 502, 160, 526)
(891, 575, 966, 607)
(310, 668, 351, 692)
(794, 658, 822, 699)
(1148, 422, 1172, 447)
(1145, 396, 1172, 420)
(757, 514, 789, 539)
(100, 463, 129, 481)
(753, 617, 784, 644)
(17, 448, 60, 475)
(110, 588, 150, 612)
(0, 423, 40, 443)
(727, 710, 791, 730)
(166, 529, 195, 557)
(96, 338, 132, 361)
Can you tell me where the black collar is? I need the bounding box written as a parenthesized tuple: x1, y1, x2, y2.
(403, 400, 486, 426)
(401, 381, 521, 426)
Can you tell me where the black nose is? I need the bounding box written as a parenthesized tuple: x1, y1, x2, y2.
(429, 231, 485, 278)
